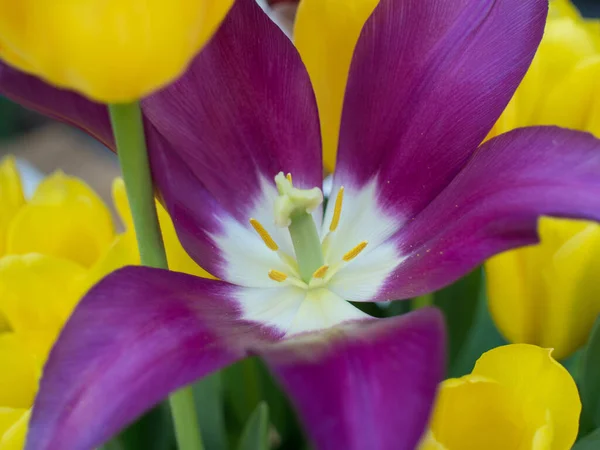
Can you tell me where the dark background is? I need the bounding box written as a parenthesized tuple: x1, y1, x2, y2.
(575, 0, 600, 16)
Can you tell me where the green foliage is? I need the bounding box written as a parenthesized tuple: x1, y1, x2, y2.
(573, 428, 600, 450)
(236, 403, 269, 450)
(580, 315, 600, 435)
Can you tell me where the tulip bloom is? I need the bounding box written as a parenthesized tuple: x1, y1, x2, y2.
(4, 0, 600, 449)
(419, 344, 581, 450)
(0, 0, 234, 102)
(485, 0, 600, 359)
(487, 218, 600, 360)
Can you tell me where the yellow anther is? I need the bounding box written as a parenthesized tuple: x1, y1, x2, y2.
(329, 186, 345, 232)
(343, 241, 368, 262)
(312, 264, 330, 279)
(268, 270, 288, 282)
(286, 173, 293, 183)
(249, 218, 279, 251)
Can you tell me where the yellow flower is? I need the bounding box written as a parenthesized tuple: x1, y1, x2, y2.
(0, 0, 234, 102)
(487, 218, 600, 360)
(293, 0, 380, 172)
(419, 344, 581, 450)
(485, 0, 600, 360)
(0, 155, 210, 447)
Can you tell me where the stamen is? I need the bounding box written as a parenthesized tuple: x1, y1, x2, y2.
(249, 218, 279, 251)
(312, 264, 329, 279)
(329, 186, 345, 232)
(343, 241, 368, 262)
(268, 270, 288, 282)
(286, 173, 292, 183)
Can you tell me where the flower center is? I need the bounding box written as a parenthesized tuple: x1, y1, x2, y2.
(248, 172, 368, 287)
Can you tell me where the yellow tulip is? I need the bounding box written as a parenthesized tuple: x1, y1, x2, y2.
(487, 218, 600, 360)
(0, 155, 210, 446)
(419, 344, 580, 450)
(0, 0, 234, 102)
(294, 0, 380, 172)
(485, 0, 600, 360)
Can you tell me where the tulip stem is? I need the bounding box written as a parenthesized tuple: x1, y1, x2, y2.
(108, 102, 167, 269)
(108, 102, 204, 450)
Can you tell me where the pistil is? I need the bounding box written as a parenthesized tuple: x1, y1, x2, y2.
(274, 172, 325, 283)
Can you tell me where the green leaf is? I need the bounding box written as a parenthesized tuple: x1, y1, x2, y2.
(236, 403, 269, 450)
(580, 314, 600, 434)
(573, 428, 600, 450)
(447, 274, 506, 378)
(193, 372, 228, 450)
(434, 267, 484, 370)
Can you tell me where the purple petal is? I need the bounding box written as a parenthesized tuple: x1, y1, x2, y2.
(143, 0, 321, 222)
(26, 267, 281, 450)
(377, 127, 600, 299)
(335, 0, 547, 218)
(260, 308, 446, 450)
(0, 63, 113, 147)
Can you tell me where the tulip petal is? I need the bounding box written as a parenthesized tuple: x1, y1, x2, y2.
(374, 127, 600, 299)
(472, 344, 580, 450)
(26, 267, 281, 450)
(0, 335, 38, 409)
(0, 254, 87, 362)
(6, 172, 115, 267)
(0, 156, 24, 256)
(0, 63, 112, 147)
(335, 0, 547, 218)
(143, 0, 321, 276)
(261, 308, 446, 450)
(293, 0, 379, 171)
(0, 409, 29, 450)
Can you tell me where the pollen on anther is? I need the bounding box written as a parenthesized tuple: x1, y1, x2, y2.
(249, 218, 279, 251)
(268, 270, 288, 282)
(312, 264, 329, 279)
(286, 173, 293, 183)
(329, 186, 345, 232)
(343, 241, 368, 262)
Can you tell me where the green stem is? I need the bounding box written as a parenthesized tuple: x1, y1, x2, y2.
(288, 211, 324, 283)
(412, 293, 434, 310)
(108, 102, 203, 450)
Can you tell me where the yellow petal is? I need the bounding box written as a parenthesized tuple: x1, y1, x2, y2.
(106, 178, 214, 279)
(6, 172, 115, 268)
(486, 244, 541, 345)
(0, 0, 234, 102)
(424, 375, 548, 450)
(549, 0, 583, 20)
(536, 56, 600, 137)
(473, 344, 580, 450)
(487, 217, 600, 360)
(0, 409, 29, 450)
(0, 335, 38, 409)
(0, 254, 87, 363)
(537, 218, 600, 358)
(0, 156, 25, 257)
(294, 0, 379, 172)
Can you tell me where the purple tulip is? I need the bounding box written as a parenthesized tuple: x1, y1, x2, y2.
(2, 0, 599, 449)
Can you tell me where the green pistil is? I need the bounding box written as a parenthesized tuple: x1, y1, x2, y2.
(288, 211, 325, 283)
(273, 172, 325, 283)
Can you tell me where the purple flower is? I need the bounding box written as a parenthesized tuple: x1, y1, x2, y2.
(2, 0, 600, 449)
